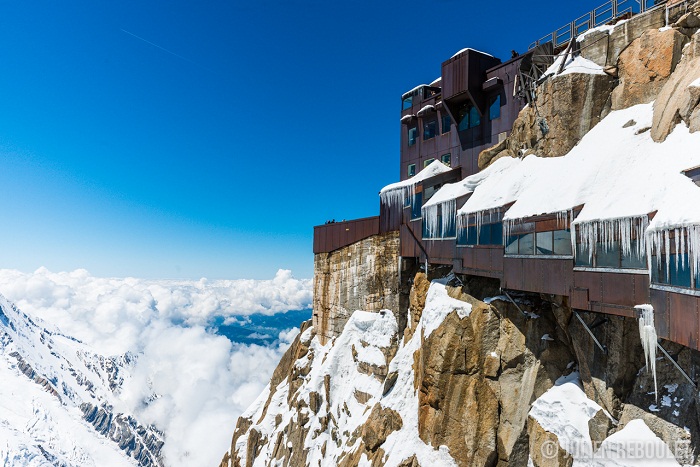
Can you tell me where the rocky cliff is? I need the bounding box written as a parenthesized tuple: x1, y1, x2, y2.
(220, 6, 700, 467)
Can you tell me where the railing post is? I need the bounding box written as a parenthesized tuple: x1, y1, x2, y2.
(590, 10, 595, 28)
(571, 21, 575, 43)
(641, 0, 646, 13)
(613, 0, 618, 18)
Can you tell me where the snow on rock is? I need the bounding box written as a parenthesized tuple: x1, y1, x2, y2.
(529, 372, 603, 459)
(543, 53, 606, 78)
(380, 160, 452, 209)
(0, 294, 152, 466)
(529, 372, 683, 466)
(421, 282, 472, 337)
(593, 419, 681, 466)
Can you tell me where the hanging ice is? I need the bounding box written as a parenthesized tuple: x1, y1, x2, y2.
(379, 160, 452, 210)
(636, 304, 658, 402)
(573, 216, 649, 263)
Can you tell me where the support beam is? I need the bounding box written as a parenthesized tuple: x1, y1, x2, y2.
(656, 341, 697, 388)
(574, 311, 608, 354)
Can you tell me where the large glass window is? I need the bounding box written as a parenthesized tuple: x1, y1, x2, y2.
(489, 95, 501, 120)
(458, 222, 502, 246)
(408, 126, 418, 146)
(411, 192, 422, 220)
(574, 239, 647, 270)
(507, 229, 572, 257)
(423, 119, 437, 140)
(457, 103, 481, 131)
(595, 242, 620, 268)
(536, 231, 554, 255)
(553, 230, 573, 255)
(653, 254, 693, 288)
(441, 114, 452, 134)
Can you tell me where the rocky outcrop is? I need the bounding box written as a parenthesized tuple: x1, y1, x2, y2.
(652, 30, 700, 141)
(313, 232, 400, 344)
(483, 71, 615, 167)
(612, 28, 687, 110)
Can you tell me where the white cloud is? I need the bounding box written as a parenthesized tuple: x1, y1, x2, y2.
(0, 267, 312, 467)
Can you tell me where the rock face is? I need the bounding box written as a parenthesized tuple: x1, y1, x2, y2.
(480, 71, 615, 169)
(313, 232, 400, 344)
(612, 28, 687, 110)
(652, 30, 700, 141)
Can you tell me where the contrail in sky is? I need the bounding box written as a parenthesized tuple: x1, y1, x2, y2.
(120, 28, 213, 72)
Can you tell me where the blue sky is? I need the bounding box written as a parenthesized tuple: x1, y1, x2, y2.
(0, 0, 608, 279)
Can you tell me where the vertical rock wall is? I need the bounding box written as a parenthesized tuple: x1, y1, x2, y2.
(312, 231, 400, 344)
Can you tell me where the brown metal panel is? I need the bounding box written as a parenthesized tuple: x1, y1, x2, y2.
(490, 248, 504, 273)
(474, 248, 491, 272)
(522, 258, 539, 292)
(503, 257, 524, 291)
(571, 287, 589, 310)
(670, 292, 699, 350)
(633, 275, 650, 305)
(650, 288, 671, 340)
(536, 259, 572, 296)
(574, 271, 603, 303)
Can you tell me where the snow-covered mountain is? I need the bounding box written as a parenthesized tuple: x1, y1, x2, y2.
(0, 293, 163, 466)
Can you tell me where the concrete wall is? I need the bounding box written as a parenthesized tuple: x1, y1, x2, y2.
(312, 232, 400, 344)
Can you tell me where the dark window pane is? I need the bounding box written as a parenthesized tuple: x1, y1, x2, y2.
(478, 223, 491, 246)
(536, 231, 554, 255)
(621, 240, 646, 269)
(441, 114, 452, 134)
(469, 105, 480, 128)
(407, 164, 416, 177)
(553, 229, 573, 255)
(411, 192, 422, 220)
(670, 254, 692, 287)
(575, 243, 593, 267)
(457, 227, 467, 245)
(402, 96, 413, 110)
(651, 256, 662, 283)
(423, 119, 437, 140)
(505, 235, 518, 254)
(458, 107, 470, 131)
(596, 242, 620, 268)
(490, 222, 503, 245)
(466, 226, 478, 245)
(443, 212, 456, 238)
(423, 158, 435, 168)
(441, 153, 451, 167)
(519, 233, 535, 255)
(408, 127, 417, 146)
(489, 95, 501, 120)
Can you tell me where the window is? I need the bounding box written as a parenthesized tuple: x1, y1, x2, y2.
(423, 158, 435, 168)
(441, 153, 451, 167)
(407, 164, 416, 177)
(423, 119, 437, 140)
(458, 221, 503, 246)
(441, 114, 452, 134)
(408, 126, 418, 146)
(574, 239, 647, 270)
(507, 229, 572, 257)
(422, 207, 456, 240)
(489, 95, 501, 120)
(411, 192, 422, 220)
(457, 103, 481, 131)
(402, 95, 413, 110)
(652, 254, 693, 288)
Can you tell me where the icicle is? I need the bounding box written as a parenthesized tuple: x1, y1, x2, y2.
(441, 199, 456, 237)
(636, 304, 658, 402)
(422, 203, 439, 238)
(574, 216, 649, 265)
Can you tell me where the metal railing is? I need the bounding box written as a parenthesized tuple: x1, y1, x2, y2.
(529, 0, 666, 49)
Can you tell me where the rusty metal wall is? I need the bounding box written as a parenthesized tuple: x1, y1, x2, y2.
(313, 217, 380, 254)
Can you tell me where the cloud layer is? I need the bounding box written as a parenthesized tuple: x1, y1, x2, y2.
(0, 267, 312, 466)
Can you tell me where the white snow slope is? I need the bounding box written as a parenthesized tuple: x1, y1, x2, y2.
(0, 294, 148, 466)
